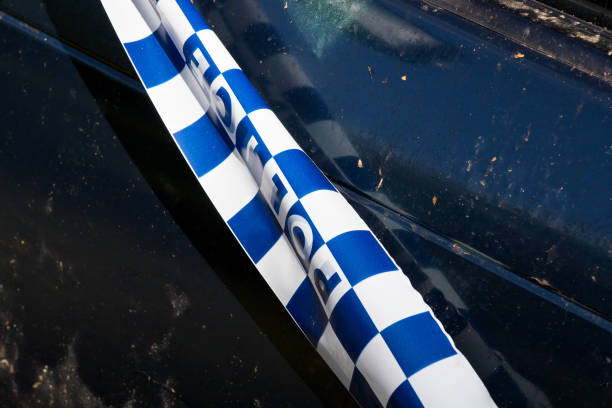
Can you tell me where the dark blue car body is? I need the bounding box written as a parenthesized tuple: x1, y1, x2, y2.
(0, 0, 609, 406)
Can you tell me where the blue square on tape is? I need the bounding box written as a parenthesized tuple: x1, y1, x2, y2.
(387, 380, 424, 408)
(182, 34, 221, 84)
(223, 69, 267, 114)
(176, 0, 211, 32)
(173, 115, 232, 177)
(124, 28, 185, 89)
(286, 279, 328, 345)
(228, 195, 282, 263)
(381, 312, 457, 378)
(327, 230, 397, 286)
(274, 149, 335, 199)
(329, 290, 378, 362)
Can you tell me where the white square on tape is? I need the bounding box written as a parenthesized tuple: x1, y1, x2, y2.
(197, 29, 241, 74)
(156, 0, 198, 47)
(101, 0, 156, 43)
(354, 271, 430, 331)
(317, 324, 355, 388)
(300, 190, 368, 242)
(256, 236, 306, 306)
(409, 354, 496, 408)
(249, 109, 301, 157)
(198, 149, 258, 221)
(147, 67, 206, 134)
(356, 334, 407, 406)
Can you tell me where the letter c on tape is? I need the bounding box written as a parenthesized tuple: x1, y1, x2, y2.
(214, 86, 232, 127)
(287, 214, 313, 262)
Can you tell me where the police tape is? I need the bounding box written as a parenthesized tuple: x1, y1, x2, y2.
(100, 1, 496, 406)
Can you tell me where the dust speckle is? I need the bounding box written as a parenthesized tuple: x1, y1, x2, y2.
(367, 65, 374, 79)
(576, 103, 583, 115)
(545, 245, 559, 264)
(165, 285, 190, 318)
(0, 359, 10, 370)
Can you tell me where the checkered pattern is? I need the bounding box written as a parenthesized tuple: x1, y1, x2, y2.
(100, 1, 496, 407)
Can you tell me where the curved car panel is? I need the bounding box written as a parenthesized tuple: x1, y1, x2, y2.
(0, 0, 610, 406)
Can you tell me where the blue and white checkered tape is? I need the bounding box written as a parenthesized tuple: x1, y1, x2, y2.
(100, 1, 496, 406)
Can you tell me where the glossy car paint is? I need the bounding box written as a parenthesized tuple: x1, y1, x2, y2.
(0, 8, 355, 407)
(0, 0, 610, 407)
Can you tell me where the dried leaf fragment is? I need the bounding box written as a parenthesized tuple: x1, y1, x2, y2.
(376, 178, 383, 191)
(532, 277, 551, 287)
